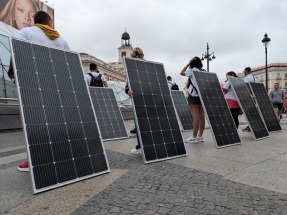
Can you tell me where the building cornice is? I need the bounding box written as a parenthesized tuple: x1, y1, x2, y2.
(252, 63, 287, 73)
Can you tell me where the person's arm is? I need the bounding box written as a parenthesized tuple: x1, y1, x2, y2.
(16, 28, 29, 40)
(7, 59, 15, 83)
(180, 62, 190, 76)
(221, 81, 229, 94)
(282, 90, 286, 102)
(124, 83, 133, 97)
(167, 82, 172, 90)
(125, 83, 129, 94)
(101, 75, 108, 87)
(85, 74, 91, 86)
(103, 81, 108, 87)
(64, 41, 71, 50)
(269, 91, 273, 102)
(127, 90, 133, 97)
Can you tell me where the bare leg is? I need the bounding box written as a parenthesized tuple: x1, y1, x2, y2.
(189, 104, 200, 138)
(198, 105, 205, 137)
(274, 107, 279, 119)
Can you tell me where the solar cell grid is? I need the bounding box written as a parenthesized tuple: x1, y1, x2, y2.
(192, 71, 241, 148)
(124, 58, 187, 163)
(229, 77, 269, 140)
(11, 38, 109, 194)
(89, 87, 128, 140)
(249, 82, 281, 132)
(171, 91, 193, 130)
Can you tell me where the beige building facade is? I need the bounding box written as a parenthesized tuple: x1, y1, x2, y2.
(251, 63, 287, 94)
(80, 53, 125, 82)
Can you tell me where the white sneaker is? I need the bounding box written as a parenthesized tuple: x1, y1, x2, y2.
(131, 148, 142, 155)
(197, 136, 204, 143)
(185, 137, 198, 144)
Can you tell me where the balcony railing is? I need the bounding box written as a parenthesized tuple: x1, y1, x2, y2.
(276, 77, 282, 80)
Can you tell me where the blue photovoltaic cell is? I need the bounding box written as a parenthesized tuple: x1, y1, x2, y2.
(11, 38, 109, 194)
(124, 58, 187, 163)
(89, 87, 128, 140)
(192, 71, 241, 148)
(249, 82, 281, 132)
(229, 77, 269, 140)
(171, 90, 193, 130)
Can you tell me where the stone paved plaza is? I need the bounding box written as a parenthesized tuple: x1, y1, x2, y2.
(73, 150, 287, 215)
(1, 116, 287, 214)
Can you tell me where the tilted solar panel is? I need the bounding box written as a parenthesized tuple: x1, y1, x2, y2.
(249, 82, 281, 132)
(229, 77, 269, 140)
(124, 58, 187, 163)
(192, 71, 241, 148)
(11, 38, 109, 194)
(171, 90, 193, 130)
(89, 87, 129, 140)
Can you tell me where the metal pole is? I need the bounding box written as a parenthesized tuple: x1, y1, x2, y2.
(265, 46, 268, 91)
(206, 43, 209, 72)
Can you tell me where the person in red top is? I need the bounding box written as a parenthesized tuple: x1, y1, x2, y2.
(221, 71, 240, 128)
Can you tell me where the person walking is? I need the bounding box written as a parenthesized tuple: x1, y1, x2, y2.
(269, 82, 285, 122)
(8, 11, 70, 172)
(180, 56, 205, 143)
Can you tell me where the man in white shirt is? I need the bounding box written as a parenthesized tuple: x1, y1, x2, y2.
(8, 11, 71, 172)
(243, 67, 257, 83)
(242, 67, 257, 132)
(85, 63, 108, 87)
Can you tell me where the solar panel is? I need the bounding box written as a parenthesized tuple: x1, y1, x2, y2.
(89, 87, 129, 140)
(249, 82, 281, 132)
(229, 77, 269, 140)
(192, 71, 241, 148)
(171, 90, 193, 130)
(124, 57, 187, 163)
(11, 38, 109, 194)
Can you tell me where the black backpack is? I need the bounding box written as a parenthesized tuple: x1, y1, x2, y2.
(169, 82, 179, 90)
(88, 73, 103, 87)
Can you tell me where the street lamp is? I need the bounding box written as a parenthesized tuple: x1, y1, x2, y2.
(262, 33, 271, 92)
(201, 43, 216, 72)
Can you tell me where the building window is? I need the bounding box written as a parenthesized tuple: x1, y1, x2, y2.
(121, 52, 126, 57)
(276, 73, 281, 80)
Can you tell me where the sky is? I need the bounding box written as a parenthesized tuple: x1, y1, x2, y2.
(47, 0, 286, 89)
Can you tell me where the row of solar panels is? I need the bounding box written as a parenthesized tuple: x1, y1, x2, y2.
(11, 38, 280, 194)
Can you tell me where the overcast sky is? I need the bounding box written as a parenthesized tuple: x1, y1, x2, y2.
(48, 0, 286, 89)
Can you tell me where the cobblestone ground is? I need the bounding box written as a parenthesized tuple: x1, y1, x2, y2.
(72, 150, 287, 215)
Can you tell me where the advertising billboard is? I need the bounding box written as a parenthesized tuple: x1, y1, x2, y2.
(0, 0, 54, 30)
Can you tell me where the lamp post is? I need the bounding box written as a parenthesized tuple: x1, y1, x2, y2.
(262, 33, 271, 92)
(201, 43, 216, 72)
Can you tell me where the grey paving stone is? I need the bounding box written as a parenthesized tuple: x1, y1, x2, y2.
(71, 150, 287, 215)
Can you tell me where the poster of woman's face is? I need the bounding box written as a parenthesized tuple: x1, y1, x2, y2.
(0, 0, 54, 30)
